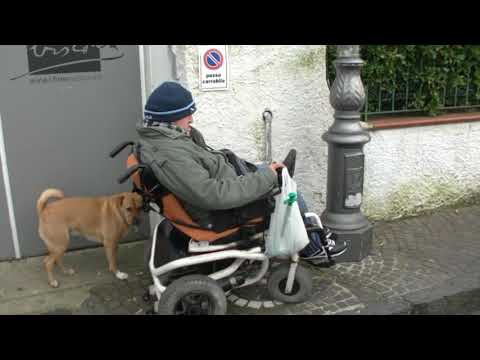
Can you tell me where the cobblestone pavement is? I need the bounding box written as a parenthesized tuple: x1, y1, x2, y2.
(227, 205, 480, 315)
(26, 204, 480, 315)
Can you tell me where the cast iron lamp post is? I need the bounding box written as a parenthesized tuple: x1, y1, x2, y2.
(321, 45, 373, 262)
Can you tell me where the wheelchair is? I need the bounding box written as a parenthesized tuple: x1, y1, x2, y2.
(110, 141, 328, 315)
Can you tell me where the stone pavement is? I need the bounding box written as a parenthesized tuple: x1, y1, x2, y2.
(0, 242, 152, 315)
(2, 204, 480, 315)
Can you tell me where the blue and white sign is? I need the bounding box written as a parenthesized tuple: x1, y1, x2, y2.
(198, 45, 229, 91)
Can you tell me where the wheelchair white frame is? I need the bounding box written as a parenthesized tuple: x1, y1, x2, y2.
(147, 218, 272, 309)
(146, 208, 324, 313)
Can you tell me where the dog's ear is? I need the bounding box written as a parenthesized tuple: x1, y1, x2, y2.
(133, 193, 143, 208)
(123, 193, 133, 209)
(120, 193, 142, 210)
(115, 193, 131, 213)
(116, 193, 126, 207)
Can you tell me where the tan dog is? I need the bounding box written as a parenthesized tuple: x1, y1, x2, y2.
(36, 188, 143, 288)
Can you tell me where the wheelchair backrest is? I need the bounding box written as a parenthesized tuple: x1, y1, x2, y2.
(116, 141, 265, 242)
(127, 151, 169, 199)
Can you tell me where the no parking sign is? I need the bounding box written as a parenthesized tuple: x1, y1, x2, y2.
(198, 45, 229, 91)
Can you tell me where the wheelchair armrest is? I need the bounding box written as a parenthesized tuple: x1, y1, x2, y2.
(117, 164, 146, 184)
(110, 141, 135, 158)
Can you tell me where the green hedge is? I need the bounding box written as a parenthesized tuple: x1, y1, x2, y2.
(326, 45, 480, 116)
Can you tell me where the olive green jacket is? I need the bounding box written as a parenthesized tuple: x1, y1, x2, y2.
(136, 122, 278, 225)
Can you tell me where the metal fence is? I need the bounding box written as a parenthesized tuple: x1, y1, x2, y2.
(361, 72, 480, 121)
(327, 69, 480, 121)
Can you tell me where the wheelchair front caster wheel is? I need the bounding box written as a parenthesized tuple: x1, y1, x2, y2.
(157, 275, 227, 315)
(267, 264, 313, 304)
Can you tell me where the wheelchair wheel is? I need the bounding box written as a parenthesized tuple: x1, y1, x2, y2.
(267, 264, 313, 304)
(157, 275, 227, 315)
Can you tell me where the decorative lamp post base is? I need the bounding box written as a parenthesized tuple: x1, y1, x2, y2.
(321, 45, 373, 263)
(327, 223, 373, 263)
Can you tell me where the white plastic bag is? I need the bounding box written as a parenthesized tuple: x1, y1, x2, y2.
(266, 168, 310, 257)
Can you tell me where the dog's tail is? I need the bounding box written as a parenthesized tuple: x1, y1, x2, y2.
(36, 188, 64, 215)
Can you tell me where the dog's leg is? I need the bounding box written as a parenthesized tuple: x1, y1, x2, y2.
(39, 227, 59, 287)
(44, 254, 59, 288)
(105, 243, 128, 280)
(56, 256, 75, 276)
(115, 270, 129, 280)
(41, 228, 69, 288)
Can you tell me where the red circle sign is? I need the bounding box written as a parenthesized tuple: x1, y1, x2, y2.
(203, 49, 224, 70)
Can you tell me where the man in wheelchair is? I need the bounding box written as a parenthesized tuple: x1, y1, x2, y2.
(135, 81, 347, 263)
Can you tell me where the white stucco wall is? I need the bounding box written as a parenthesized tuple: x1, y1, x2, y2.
(363, 121, 480, 220)
(171, 45, 333, 215)
(144, 45, 480, 221)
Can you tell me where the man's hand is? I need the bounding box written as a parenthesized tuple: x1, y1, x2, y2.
(269, 161, 285, 174)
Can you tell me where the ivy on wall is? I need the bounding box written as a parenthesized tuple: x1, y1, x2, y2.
(326, 45, 480, 116)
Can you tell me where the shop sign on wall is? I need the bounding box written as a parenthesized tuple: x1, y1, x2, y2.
(9, 45, 124, 84)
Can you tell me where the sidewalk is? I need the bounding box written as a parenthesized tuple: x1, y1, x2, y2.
(2, 204, 480, 315)
(0, 242, 152, 315)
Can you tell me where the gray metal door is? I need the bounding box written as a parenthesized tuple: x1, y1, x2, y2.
(0, 45, 149, 258)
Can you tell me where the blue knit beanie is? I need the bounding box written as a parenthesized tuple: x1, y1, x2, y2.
(144, 82, 197, 125)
